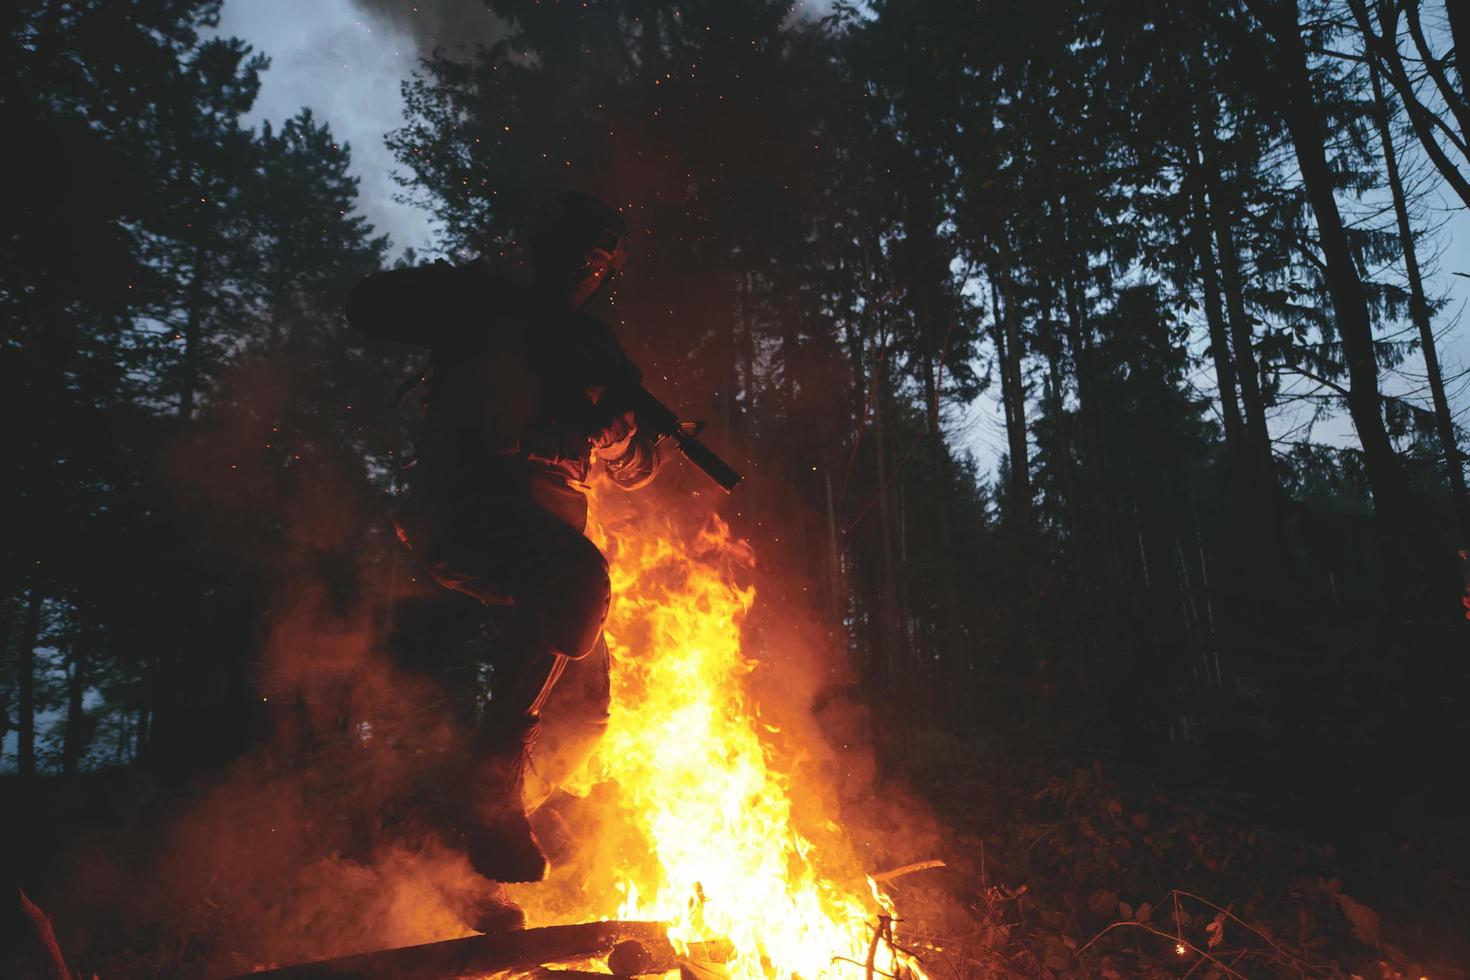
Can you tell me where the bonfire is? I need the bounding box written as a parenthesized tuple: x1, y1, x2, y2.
(219, 480, 936, 980)
(503, 485, 930, 978)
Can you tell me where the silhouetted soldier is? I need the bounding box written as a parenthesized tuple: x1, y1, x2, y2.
(346, 192, 659, 926)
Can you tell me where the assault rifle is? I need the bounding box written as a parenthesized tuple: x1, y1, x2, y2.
(623, 382, 742, 493)
(563, 314, 741, 493)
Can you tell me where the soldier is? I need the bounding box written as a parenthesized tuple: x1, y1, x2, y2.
(346, 191, 659, 927)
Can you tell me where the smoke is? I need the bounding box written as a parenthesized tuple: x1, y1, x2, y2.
(34, 351, 514, 977)
(34, 307, 963, 975)
(346, 0, 508, 59)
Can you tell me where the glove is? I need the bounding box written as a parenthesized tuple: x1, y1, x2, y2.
(592, 409, 638, 456)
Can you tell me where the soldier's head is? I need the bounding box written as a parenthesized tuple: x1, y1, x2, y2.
(526, 191, 626, 310)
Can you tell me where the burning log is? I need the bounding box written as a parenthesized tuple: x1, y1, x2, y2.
(229, 920, 681, 979)
(676, 961, 732, 980)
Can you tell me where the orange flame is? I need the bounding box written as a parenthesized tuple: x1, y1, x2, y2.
(511, 487, 924, 978)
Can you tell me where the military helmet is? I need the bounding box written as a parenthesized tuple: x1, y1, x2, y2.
(526, 191, 627, 308)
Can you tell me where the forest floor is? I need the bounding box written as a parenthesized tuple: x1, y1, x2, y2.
(8, 729, 1469, 978)
(881, 728, 1470, 980)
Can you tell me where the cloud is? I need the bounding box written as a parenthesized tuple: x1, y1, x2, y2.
(216, 0, 448, 255)
(347, 0, 508, 58)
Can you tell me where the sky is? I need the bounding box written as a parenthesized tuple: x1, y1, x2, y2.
(216, 0, 1468, 477)
(214, 0, 445, 254)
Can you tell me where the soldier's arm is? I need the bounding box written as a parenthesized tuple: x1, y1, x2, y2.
(345, 259, 503, 347)
(574, 317, 663, 490)
(601, 427, 661, 490)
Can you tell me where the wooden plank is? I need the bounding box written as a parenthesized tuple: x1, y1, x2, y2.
(227, 921, 678, 980)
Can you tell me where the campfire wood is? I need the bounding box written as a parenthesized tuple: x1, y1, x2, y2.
(226, 920, 681, 979)
(676, 960, 732, 980)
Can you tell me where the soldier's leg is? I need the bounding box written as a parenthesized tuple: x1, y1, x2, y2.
(403, 506, 613, 884)
(526, 632, 612, 811)
(412, 501, 610, 663)
(399, 498, 606, 734)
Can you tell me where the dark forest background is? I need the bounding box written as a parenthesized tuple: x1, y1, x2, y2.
(4, 0, 1470, 974)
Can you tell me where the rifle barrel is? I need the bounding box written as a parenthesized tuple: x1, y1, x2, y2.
(628, 385, 741, 493)
(672, 430, 742, 493)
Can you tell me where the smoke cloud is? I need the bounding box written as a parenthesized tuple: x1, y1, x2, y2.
(347, 0, 508, 59)
(30, 351, 512, 976)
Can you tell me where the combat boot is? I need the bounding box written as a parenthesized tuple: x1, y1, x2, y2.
(468, 890, 527, 934)
(461, 714, 550, 884)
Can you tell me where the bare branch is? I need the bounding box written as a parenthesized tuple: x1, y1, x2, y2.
(1347, 0, 1470, 210)
(1403, 0, 1470, 146)
(1282, 366, 1351, 398)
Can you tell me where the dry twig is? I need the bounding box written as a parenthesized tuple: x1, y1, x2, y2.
(871, 860, 947, 883)
(1076, 920, 1249, 979)
(18, 888, 74, 980)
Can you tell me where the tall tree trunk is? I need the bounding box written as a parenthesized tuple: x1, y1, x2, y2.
(719, 275, 739, 438)
(1249, 0, 1411, 533)
(1052, 267, 1083, 529)
(1369, 59, 1469, 539)
(1198, 99, 1275, 507)
(135, 704, 150, 761)
(991, 273, 1032, 532)
(1402, 0, 1470, 146)
(906, 190, 965, 687)
(1040, 335, 1071, 515)
(872, 365, 905, 736)
(738, 272, 758, 423)
(1346, 0, 1470, 209)
(1058, 243, 1123, 585)
(1449, 0, 1470, 95)
(924, 398, 965, 690)
(18, 586, 42, 777)
(61, 642, 86, 774)
(1189, 177, 1245, 462)
(778, 314, 814, 584)
(824, 467, 844, 623)
(180, 241, 208, 419)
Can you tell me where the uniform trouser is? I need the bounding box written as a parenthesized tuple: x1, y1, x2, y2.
(526, 633, 610, 808)
(391, 468, 612, 804)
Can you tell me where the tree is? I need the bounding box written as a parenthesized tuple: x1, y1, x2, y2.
(1, 0, 239, 770)
(1, 0, 396, 778)
(1346, 0, 1470, 211)
(140, 34, 267, 419)
(250, 109, 389, 345)
(1245, 0, 1417, 556)
(1366, 56, 1468, 537)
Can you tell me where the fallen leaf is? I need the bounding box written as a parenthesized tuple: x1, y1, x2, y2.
(1335, 892, 1381, 948)
(1088, 889, 1119, 915)
(1206, 914, 1226, 950)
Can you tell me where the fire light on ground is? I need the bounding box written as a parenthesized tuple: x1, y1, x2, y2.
(510, 488, 927, 979)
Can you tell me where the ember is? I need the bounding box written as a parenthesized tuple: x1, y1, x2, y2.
(509, 485, 926, 979)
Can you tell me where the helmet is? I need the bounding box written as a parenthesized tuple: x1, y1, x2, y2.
(526, 191, 627, 309)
